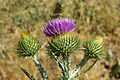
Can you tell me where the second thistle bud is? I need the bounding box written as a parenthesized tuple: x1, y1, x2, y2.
(17, 32, 41, 57)
(47, 34, 81, 56)
(83, 39, 104, 59)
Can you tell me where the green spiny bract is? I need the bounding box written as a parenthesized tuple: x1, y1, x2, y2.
(83, 40, 104, 59)
(47, 34, 81, 56)
(17, 34, 41, 57)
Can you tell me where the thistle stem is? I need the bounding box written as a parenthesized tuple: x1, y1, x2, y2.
(50, 52, 65, 76)
(62, 53, 71, 80)
(73, 59, 97, 79)
(31, 55, 48, 80)
(71, 56, 90, 78)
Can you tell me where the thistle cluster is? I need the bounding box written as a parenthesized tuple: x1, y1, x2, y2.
(16, 18, 104, 80)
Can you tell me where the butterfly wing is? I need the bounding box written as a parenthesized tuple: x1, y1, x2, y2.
(51, 2, 62, 19)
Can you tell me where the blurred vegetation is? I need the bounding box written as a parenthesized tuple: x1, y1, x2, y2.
(0, 0, 120, 80)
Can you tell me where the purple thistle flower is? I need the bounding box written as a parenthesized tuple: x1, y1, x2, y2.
(43, 18, 75, 37)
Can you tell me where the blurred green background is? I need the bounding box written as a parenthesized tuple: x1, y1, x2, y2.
(0, 0, 120, 80)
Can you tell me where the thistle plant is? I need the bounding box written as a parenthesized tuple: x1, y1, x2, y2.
(17, 32, 48, 80)
(16, 18, 104, 80)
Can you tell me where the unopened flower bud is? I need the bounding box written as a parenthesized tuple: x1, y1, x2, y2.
(83, 40, 104, 59)
(17, 32, 41, 57)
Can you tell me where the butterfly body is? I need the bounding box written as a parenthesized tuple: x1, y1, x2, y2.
(51, 2, 62, 19)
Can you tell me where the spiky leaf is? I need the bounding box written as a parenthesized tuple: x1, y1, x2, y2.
(20, 67, 36, 80)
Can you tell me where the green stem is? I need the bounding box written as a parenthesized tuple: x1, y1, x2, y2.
(71, 56, 90, 78)
(62, 53, 71, 80)
(31, 55, 48, 80)
(50, 52, 65, 76)
(73, 59, 97, 78)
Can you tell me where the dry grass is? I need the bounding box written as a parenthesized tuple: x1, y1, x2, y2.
(0, 0, 120, 80)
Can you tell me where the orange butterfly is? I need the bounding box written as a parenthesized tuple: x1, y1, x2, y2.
(51, 2, 62, 19)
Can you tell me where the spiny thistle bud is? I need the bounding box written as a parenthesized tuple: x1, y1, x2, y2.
(83, 39, 104, 59)
(47, 34, 81, 56)
(17, 32, 41, 57)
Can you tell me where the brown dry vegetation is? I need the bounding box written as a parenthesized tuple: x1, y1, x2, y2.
(0, 0, 120, 80)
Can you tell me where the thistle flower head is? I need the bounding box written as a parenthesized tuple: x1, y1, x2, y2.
(83, 40, 104, 59)
(43, 18, 75, 37)
(47, 34, 81, 56)
(17, 32, 41, 57)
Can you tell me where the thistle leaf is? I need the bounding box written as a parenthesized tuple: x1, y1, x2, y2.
(20, 67, 36, 80)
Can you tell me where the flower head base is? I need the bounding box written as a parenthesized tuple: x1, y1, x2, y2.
(83, 40, 104, 59)
(43, 18, 75, 37)
(47, 34, 81, 56)
(17, 32, 41, 57)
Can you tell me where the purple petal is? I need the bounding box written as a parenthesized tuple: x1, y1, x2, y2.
(43, 18, 75, 37)
(54, 21, 60, 34)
